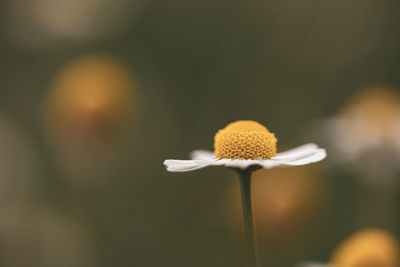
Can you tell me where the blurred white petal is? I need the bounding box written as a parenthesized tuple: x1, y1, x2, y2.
(6, 0, 141, 47)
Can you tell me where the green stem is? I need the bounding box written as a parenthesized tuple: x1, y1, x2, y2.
(237, 168, 259, 267)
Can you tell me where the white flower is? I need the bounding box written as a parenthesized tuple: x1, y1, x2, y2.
(312, 87, 400, 185)
(323, 87, 400, 161)
(164, 121, 326, 172)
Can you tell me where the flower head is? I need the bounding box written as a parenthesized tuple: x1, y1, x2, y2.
(164, 120, 326, 172)
(214, 120, 277, 160)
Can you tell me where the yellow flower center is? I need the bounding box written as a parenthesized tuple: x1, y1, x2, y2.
(214, 120, 277, 159)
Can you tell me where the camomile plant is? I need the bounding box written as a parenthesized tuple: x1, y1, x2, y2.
(164, 120, 326, 267)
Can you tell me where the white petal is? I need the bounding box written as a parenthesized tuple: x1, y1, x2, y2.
(223, 159, 255, 169)
(190, 150, 215, 160)
(259, 159, 286, 169)
(272, 143, 319, 161)
(278, 148, 326, 166)
(210, 159, 232, 166)
(163, 159, 216, 172)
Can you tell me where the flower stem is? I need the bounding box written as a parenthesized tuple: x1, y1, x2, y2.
(237, 168, 259, 267)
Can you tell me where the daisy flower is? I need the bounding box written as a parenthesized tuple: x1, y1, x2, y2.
(163, 120, 326, 267)
(164, 120, 326, 172)
(319, 86, 400, 182)
(313, 86, 400, 231)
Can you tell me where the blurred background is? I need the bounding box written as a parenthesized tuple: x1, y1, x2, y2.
(1, 0, 400, 266)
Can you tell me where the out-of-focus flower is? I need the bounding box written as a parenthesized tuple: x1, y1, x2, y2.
(42, 54, 137, 174)
(0, 201, 97, 267)
(313, 87, 400, 231)
(321, 87, 400, 182)
(6, 0, 139, 46)
(225, 166, 325, 246)
(330, 229, 400, 267)
(164, 120, 326, 172)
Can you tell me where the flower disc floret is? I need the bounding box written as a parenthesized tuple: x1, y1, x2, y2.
(214, 120, 277, 160)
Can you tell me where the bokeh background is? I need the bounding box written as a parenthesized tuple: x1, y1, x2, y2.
(1, 0, 400, 266)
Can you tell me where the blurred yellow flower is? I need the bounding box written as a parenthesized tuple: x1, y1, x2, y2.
(330, 229, 400, 267)
(43, 54, 137, 172)
(343, 87, 400, 140)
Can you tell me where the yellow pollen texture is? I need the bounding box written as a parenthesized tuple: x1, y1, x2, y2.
(214, 120, 277, 160)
